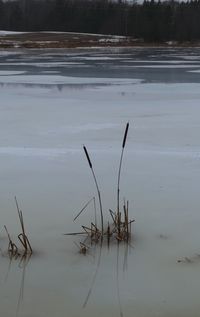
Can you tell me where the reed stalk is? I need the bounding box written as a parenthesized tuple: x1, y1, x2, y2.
(4, 225, 18, 256)
(15, 197, 27, 251)
(83, 145, 104, 235)
(117, 123, 129, 235)
(73, 197, 94, 222)
(15, 197, 32, 254)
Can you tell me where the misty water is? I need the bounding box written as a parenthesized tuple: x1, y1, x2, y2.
(1, 47, 200, 317)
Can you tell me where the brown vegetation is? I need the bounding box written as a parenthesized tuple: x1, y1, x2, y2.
(0, 32, 142, 49)
(0, 32, 194, 49)
(4, 197, 32, 259)
(65, 123, 135, 252)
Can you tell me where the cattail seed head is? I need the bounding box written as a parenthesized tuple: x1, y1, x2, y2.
(122, 122, 129, 148)
(83, 145, 92, 169)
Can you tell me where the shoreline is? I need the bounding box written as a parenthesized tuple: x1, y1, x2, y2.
(0, 31, 200, 49)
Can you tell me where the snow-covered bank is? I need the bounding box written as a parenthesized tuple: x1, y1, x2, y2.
(0, 30, 27, 36)
(0, 31, 137, 49)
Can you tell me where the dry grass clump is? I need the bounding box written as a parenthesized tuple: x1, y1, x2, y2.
(4, 197, 33, 259)
(65, 123, 134, 252)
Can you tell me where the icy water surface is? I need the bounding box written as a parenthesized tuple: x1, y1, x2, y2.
(1, 47, 200, 317)
(1, 46, 200, 84)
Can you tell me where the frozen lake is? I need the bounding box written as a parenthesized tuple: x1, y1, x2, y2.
(1, 47, 200, 317)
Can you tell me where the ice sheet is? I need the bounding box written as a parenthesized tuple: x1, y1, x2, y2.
(1, 48, 200, 317)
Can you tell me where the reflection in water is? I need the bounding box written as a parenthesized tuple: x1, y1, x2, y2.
(83, 240, 102, 309)
(80, 239, 132, 317)
(2, 252, 31, 317)
(117, 243, 124, 317)
(1, 198, 33, 317)
(16, 255, 31, 317)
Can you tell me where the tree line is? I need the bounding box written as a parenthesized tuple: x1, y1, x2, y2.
(0, 0, 200, 42)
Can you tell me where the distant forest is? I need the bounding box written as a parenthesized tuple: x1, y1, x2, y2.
(1, 0, 200, 42)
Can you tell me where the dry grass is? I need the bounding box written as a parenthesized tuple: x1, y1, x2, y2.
(0, 32, 197, 49)
(4, 197, 33, 259)
(0, 32, 144, 49)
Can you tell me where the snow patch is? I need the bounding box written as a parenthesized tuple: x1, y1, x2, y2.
(0, 74, 142, 85)
(0, 30, 26, 36)
(0, 71, 26, 76)
(188, 69, 200, 73)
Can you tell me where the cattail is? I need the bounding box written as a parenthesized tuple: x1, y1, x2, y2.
(117, 123, 130, 232)
(122, 122, 129, 148)
(83, 146, 92, 169)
